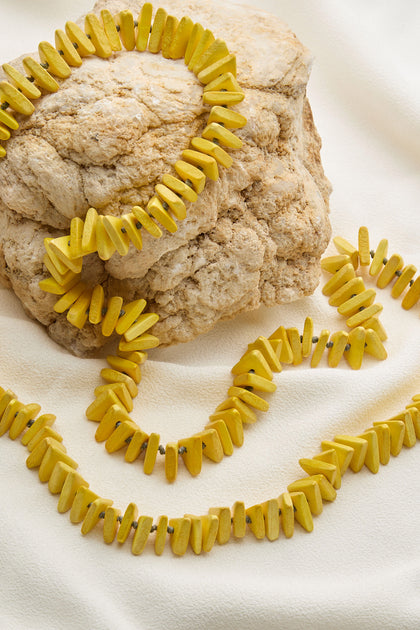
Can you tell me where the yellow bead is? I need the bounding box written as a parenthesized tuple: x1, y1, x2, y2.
(310, 329, 330, 368)
(132, 515, 154, 555)
(361, 316, 387, 341)
(246, 504, 265, 539)
(289, 492, 314, 532)
(124, 429, 149, 462)
(202, 91, 244, 106)
(144, 433, 160, 475)
(322, 263, 356, 297)
(333, 236, 358, 268)
(208, 408, 243, 447)
(69, 217, 84, 259)
(333, 435, 368, 473)
(38, 276, 77, 295)
(96, 215, 116, 261)
(81, 497, 113, 535)
(102, 296, 124, 337)
(313, 449, 342, 489)
(232, 501, 246, 538)
(100, 369, 138, 398)
(287, 478, 323, 516)
(21, 413, 56, 447)
(88, 284, 105, 325)
(248, 336, 282, 372)
(67, 287, 92, 329)
(200, 514, 219, 553)
(169, 517, 192, 556)
(155, 515, 168, 556)
(54, 29, 83, 66)
(261, 498, 280, 541)
(161, 15, 179, 59)
(117, 502, 138, 544)
(103, 506, 121, 544)
(407, 407, 420, 439)
(161, 175, 198, 203)
(22, 57, 59, 93)
(170, 16, 194, 60)
(81, 207, 98, 254)
(268, 326, 293, 363)
(0, 81, 35, 116)
(188, 29, 215, 71)
(373, 420, 405, 457)
(0, 123, 10, 141)
(115, 299, 147, 335)
(121, 213, 143, 250)
(320, 440, 354, 475)
(27, 427, 63, 453)
(227, 386, 269, 411)
(208, 507, 231, 545)
(26, 437, 65, 469)
(136, 3, 153, 51)
(364, 328, 387, 360)
(0, 107, 18, 131)
(358, 430, 380, 473)
(118, 334, 159, 353)
(105, 420, 139, 453)
(0, 388, 16, 416)
(369, 238, 388, 276)
(118, 10, 136, 51)
(391, 264, 417, 298)
(309, 474, 337, 502)
(100, 10, 122, 52)
(328, 276, 366, 307)
(286, 327, 302, 365)
(148, 7, 167, 53)
(85, 13, 113, 58)
(184, 23, 204, 65)
(65, 21, 96, 56)
(38, 41, 71, 79)
(102, 215, 130, 256)
(190, 136, 233, 168)
(231, 349, 272, 381)
(346, 302, 383, 328)
(155, 184, 187, 220)
(301, 316, 314, 358)
(197, 54, 237, 84)
(193, 38, 229, 74)
(132, 205, 162, 238)
(205, 420, 233, 456)
(49, 235, 83, 273)
(193, 429, 223, 463)
(48, 461, 76, 494)
(207, 105, 247, 130)
(370, 424, 391, 465)
(147, 196, 178, 233)
(165, 442, 179, 483)
(58, 475, 90, 514)
(358, 226, 371, 266)
(43, 253, 77, 287)
(43, 236, 71, 274)
(389, 410, 416, 448)
(279, 492, 294, 538)
(205, 72, 244, 94)
(232, 372, 276, 393)
(216, 395, 257, 424)
(401, 276, 420, 310)
(321, 254, 352, 274)
(201, 122, 242, 149)
(299, 456, 337, 487)
(124, 312, 159, 343)
(344, 326, 366, 370)
(182, 149, 219, 181)
(178, 436, 203, 476)
(174, 160, 206, 193)
(39, 444, 78, 483)
(86, 389, 120, 422)
(2, 63, 42, 99)
(327, 330, 349, 367)
(94, 404, 129, 442)
(106, 355, 141, 384)
(338, 289, 376, 317)
(377, 253, 403, 289)
(0, 399, 23, 436)
(8, 403, 41, 440)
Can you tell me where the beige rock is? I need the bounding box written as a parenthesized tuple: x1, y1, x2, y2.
(0, 0, 331, 356)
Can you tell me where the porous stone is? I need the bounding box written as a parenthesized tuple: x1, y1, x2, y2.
(0, 0, 331, 356)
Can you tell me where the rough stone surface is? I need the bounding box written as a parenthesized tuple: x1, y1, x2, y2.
(0, 0, 331, 356)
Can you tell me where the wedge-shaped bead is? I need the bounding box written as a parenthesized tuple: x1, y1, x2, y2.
(364, 328, 387, 360)
(102, 215, 130, 256)
(148, 7, 167, 53)
(169, 517, 192, 556)
(333, 236, 358, 268)
(202, 122, 242, 149)
(147, 196, 178, 233)
(401, 276, 420, 310)
(338, 289, 376, 317)
(165, 442, 178, 483)
(328, 276, 366, 307)
(321, 254, 352, 274)
(208, 105, 247, 129)
(184, 23, 204, 65)
(69, 217, 84, 259)
(103, 506, 121, 544)
(102, 296, 124, 337)
(178, 436, 203, 476)
(388, 410, 416, 448)
(320, 440, 354, 475)
(65, 21, 96, 56)
(169, 16, 193, 59)
(68, 486, 97, 523)
(105, 420, 139, 453)
(117, 502, 138, 544)
(132, 205, 162, 238)
(289, 492, 313, 532)
(38, 276, 78, 295)
(216, 396, 257, 424)
(286, 327, 302, 365)
(287, 478, 323, 516)
(182, 149, 219, 181)
(100, 10, 122, 52)
(310, 329, 330, 368)
(144, 433, 160, 475)
(136, 3, 153, 51)
(0, 388, 16, 417)
(346, 303, 383, 328)
(58, 474, 89, 514)
(2, 63, 42, 99)
(322, 263, 356, 297)
(313, 449, 342, 489)
(43, 253, 77, 287)
(21, 413, 55, 447)
(106, 355, 140, 383)
(232, 372, 276, 393)
(95, 383, 133, 412)
(48, 461, 76, 494)
(246, 504, 265, 539)
(27, 427, 63, 453)
(328, 331, 349, 368)
(202, 91, 244, 106)
(357, 430, 380, 473)
(358, 226, 370, 266)
(261, 498, 280, 541)
(204, 71, 243, 93)
(118, 10, 136, 51)
(0, 123, 10, 140)
(132, 515, 154, 555)
(161, 16, 179, 59)
(96, 215, 116, 260)
(0, 81, 34, 116)
(184, 514, 202, 555)
(369, 238, 388, 276)
(299, 457, 337, 487)
(197, 54, 237, 84)
(190, 137, 233, 169)
(88, 284, 105, 325)
(86, 389, 120, 422)
(232, 501, 246, 538)
(95, 403, 131, 442)
(205, 420, 233, 456)
(193, 428, 223, 463)
(407, 407, 420, 440)
(231, 349, 272, 380)
(208, 409, 243, 447)
(361, 316, 387, 341)
(301, 317, 314, 358)
(174, 160, 206, 194)
(0, 108, 18, 132)
(154, 515, 169, 556)
(115, 299, 147, 335)
(391, 264, 417, 298)
(38, 41, 71, 79)
(39, 445, 77, 483)
(373, 420, 404, 457)
(67, 287, 92, 329)
(279, 492, 294, 538)
(22, 57, 59, 93)
(81, 207, 98, 254)
(9, 403, 41, 440)
(81, 497, 113, 535)
(309, 474, 337, 502)
(345, 326, 366, 370)
(119, 333, 159, 352)
(124, 312, 159, 342)
(161, 174, 198, 203)
(371, 424, 391, 465)
(85, 13, 112, 58)
(188, 29, 215, 71)
(125, 428, 149, 462)
(155, 184, 187, 220)
(248, 336, 282, 372)
(121, 213, 143, 250)
(377, 254, 403, 289)
(193, 38, 229, 74)
(49, 236, 83, 273)
(227, 386, 269, 412)
(268, 326, 293, 364)
(333, 435, 368, 473)
(0, 399, 23, 436)
(200, 514, 219, 553)
(208, 507, 231, 545)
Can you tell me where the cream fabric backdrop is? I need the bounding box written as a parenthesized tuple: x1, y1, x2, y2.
(0, 1, 419, 629)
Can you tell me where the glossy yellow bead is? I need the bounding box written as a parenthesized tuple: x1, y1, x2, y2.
(321, 254, 352, 274)
(106, 355, 141, 383)
(190, 137, 233, 169)
(148, 7, 167, 53)
(287, 478, 323, 516)
(143, 433, 160, 475)
(147, 196, 178, 233)
(184, 23, 204, 65)
(207, 105, 247, 129)
(118, 333, 159, 352)
(322, 263, 356, 297)
(169, 517, 192, 556)
(289, 492, 313, 532)
(188, 29, 215, 71)
(155, 184, 187, 220)
(0, 399, 23, 436)
(193, 429, 223, 463)
(67, 287, 92, 329)
(401, 276, 420, 310)
(48, 461, 76, 494)
(117, 502, 138, 544)
(369, 238, 388, 276)
(132, 515, 154, 555)
(38, 276, 76, 295)
(0, 81, 34, 116)
(120, 213, 143, 250)
(232, 501, 246, 538)
(0, 388, 16, 417)
(364, 328, 387, 360)
(389, 410, 416, 448)
(69, 217, 84, 259)
(38, 41, 71, 79)
(136, 3, 153, 51)
(197, 54, 237, 84)
(202, 91, 244, 106)
(22, 57, 59, 93)
(310, 329, 330, 368)
(96, 215, 116, 261)
(182, 149, 219, 181)
(117, 10, 136, 51)
(216, 396, 257, 424)
(178, 436, 203, 476)
(248, 336, 282, 372)
(21, 413, 56, 447)
(391, 264, 417, 298)
(0, 123, 10, 141)
(370, 424, 391, 465)
(358, 226, 370, 266)
(299, 456, 338, 487)
(44, 236, 72, 274)
(320, 440, 354, 475)
(328, 276, 366, 307)
(100, 10, 122, 52)
(54, 29, 83, 66)
(124, 429, 149, 462)
(102, 215, 130, 256)
(231, 349, 272, 381)
(170, 16, 194, 59)
(327, 331, 349, 368)
(261, 498, 280, 541)
(333, 236, 358, 268)
(58, 474, 90, 514)
(42, 254, 77, 287)
(132, 205, 162, 238)
(358, 430, 380, 473)
(39, 445, 78, 483)
(86, 389, 121, 422)
(161, 175, 198, 203)
(279, 492, 294, 538)
(208, 507, 231, 545)
(161, 15, 178, 59)
(2, 63, 41, 99)
(124, 312, 159, 343)
(9, 403, 41, 440)
(346, 302, 383, 328)
(49, 235, 83, 273)
(373, 420, 404, 457)
(165, 442, 178, 483)
(268, 326, 293, 364)
(65, 21, 96, 56)
(208, 408, 243, 447)
(227, 386, 269, 411)
(338, 289, 376, 317)
(193, 39, 229, 74)
(100, 369, 138, 398)
(174, 160, 206, 193)
(81, 207, 98, 254)
(345, 326, 366, 370)
(0, 107, 18, 131)
(377, 254, 403, 289)
(85, 13, 112, 58)
(81, 497, 113, 535)
(205, 420, 233, 456)
(105, 420, 139, 453)
(361, 316, 387, 341)
(103, 506, 121, 544)
(333, 435, 368, 472)
(27, 427, 63, 453)
(232, 372, 276, 393)
(246, 504, 265, 539)
(300, 316, 314, 358)
(88, 284, 105, 325)
(201, 122, 242, 149)
(313, 449, 342, 489)
(309, 474, 337, 502)
(102, 296, 124, 337)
